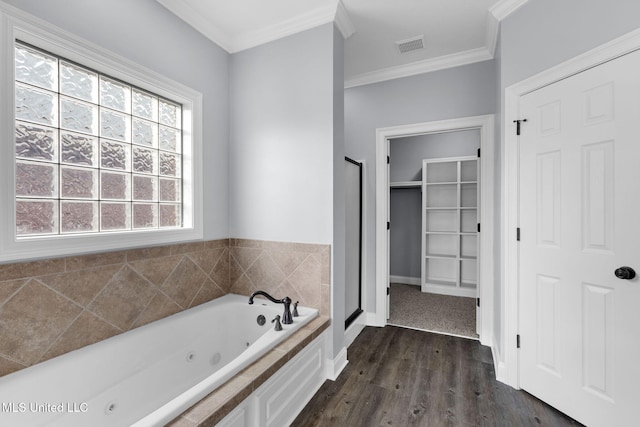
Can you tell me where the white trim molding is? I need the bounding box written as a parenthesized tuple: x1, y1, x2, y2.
(490, 0, 529, 21)
(345, 47, 493, 89)
(344, 319, 365, 349)
(325, 346, 348, 381)
(157, 0, 354, 53)
(375, 115, 495, 345)
(501, 26, 640, 388)
(389, 275, 420, 287)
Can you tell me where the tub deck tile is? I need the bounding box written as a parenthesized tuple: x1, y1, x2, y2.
(170, 315, 330, 426)
(181, 372, 254, 425)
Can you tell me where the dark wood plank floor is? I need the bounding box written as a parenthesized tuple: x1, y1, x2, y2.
(293, 326, 583, 427)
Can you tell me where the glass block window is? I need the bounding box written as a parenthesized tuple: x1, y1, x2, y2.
(14, 42, 182, 236)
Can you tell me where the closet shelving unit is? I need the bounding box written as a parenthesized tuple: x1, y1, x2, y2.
(421, 156, 478, 298)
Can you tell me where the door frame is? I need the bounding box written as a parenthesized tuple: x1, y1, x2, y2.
(374, 114, 495, 347)
(501, 27, 640, 388)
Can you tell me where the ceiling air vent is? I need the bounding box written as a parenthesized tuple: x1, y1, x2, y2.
(396, 35, 424, 54)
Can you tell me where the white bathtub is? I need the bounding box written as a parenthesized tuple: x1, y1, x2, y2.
(0, 293, 318, 427)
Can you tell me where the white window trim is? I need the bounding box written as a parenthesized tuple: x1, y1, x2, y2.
(0, 3, 203, 263)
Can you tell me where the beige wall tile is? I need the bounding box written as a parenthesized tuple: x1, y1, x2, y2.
(189, 279, 226, 308)
(65, 250, 127, 271)
(230, 247, 261, 271)
(87, 266, 157, 330)
(38, 264, 122, 306)
(205, 239, 228, 250)
(0, 259, 65, 282)
(187, 247, 225, 276)
(132, 293, 182, 329)
(170, 242, 205, 255)
(161, 258, 208, 308)
(0, 238, 330, 381)
(0, 355, 26, 377)
(41, 310, 121, 361)
(269, 250, 308, 277)
(210, 249, 230, 292)
(126, 246, 172, 262)
(129, 255, 182, 287)
(0, 280, 82, 365)
(245, 254, 286, 294)
(229, 274, 256, 297)
(0, 279, 27, 305)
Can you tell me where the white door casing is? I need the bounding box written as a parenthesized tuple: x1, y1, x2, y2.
(374, 115, 494, 347)
(517, 49, 640, 427)
(501, 27, 640, 389)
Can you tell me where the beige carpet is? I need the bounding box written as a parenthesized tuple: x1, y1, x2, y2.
(388, 283, 478, 339)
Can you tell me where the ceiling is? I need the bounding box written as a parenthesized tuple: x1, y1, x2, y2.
(156, 0, 528, 87)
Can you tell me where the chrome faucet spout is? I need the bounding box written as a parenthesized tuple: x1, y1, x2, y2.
(248, 290, 293, 324)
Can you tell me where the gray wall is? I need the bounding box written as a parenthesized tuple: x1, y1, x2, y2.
(501, 0, 640, 89)
(389, 130, 480, 279)
(229, 24, 335, 245)
(345, 60, 496, 311)
(4, 0, 231, 240)
(495, 0, 640, 360)
(229, 24, 345, 357)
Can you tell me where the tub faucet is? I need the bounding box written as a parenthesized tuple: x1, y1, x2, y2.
(271, 315, 283, 331)
(248, 291, 293, 324)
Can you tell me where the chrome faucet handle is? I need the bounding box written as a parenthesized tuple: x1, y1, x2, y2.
(292, 301, 299, 317)
(271, 315, 283, 331)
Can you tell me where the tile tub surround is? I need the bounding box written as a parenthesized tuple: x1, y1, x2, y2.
(167, 315, 330, 427)
(228, 239, 331, 317)
(0, 239, 230, 377)
(0, 238, 331, 378)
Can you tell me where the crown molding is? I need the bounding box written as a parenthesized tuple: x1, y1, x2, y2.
(335, 0, 355, 40)
(344, 47, 493, 89)
(155, 0, 233, 51)
(490, 0, 529, 21)
(485, 11, 500, 57)
(156, 0, 351, 53)
(230, 4, 338, 52)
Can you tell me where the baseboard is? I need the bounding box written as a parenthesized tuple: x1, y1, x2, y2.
(344, 320, 365, 349)
(366, 311, 385, 327)
(389, 275, 420, 286)
(492, 343, 508, 384)
(325, 346, 348, 381)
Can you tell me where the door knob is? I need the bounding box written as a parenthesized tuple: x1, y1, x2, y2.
(614, 266, 636, 280)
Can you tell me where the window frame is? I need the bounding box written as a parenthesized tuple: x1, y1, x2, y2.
(0, 5, 204, 262)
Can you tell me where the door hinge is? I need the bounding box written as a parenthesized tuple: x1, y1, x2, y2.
(516, 228, 521, 241)
(387, 221, 390, 230)
(476, 298, 480, 307)
(477, 223, 480, 233)
(477, 148, 481, 158)
(516, 334, 521, 348)
(387, 155, 390, 164)
(513, 119, 528, 136)
(387, 287, 390, 295)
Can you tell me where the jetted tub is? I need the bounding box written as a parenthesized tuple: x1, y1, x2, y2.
(0, 293, 318, 426)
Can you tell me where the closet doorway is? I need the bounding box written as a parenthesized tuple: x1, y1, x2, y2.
(374, 115, 494, 345)
(388, 130, 479, 338)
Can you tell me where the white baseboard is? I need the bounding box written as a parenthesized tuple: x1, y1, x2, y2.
(366, 311, 385, 327)
(491, 343, 508, 384)
(389, 275, 420, 286)
(325, 346, 348, 381)
(345, 320, 365, 349)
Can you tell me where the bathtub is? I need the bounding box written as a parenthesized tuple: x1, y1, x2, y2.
(0, 293, 318, 426)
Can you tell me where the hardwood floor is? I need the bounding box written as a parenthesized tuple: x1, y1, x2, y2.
(294, 326, 583, 427)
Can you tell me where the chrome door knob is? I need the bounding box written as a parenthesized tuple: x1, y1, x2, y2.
(614, 266, 636, 280)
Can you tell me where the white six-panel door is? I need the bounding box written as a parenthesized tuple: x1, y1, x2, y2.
(519, 49, 640, 426)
